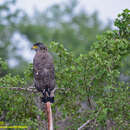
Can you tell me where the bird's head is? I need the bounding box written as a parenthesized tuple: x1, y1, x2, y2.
(32, 42, 48, 52)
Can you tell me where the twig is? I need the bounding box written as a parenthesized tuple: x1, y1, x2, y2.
(78, 108, 101, 130)
(46, 102, 53, 130)
(0, 111, 7, 120)
(0, 86, 65, 93)
(0, 86, 37, 92)
(78, 119, 93, 130)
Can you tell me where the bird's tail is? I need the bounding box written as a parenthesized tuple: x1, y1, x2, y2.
(41, 88, 54, 103)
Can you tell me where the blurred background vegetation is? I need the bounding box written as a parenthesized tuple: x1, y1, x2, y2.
(0, 0, 112, 74)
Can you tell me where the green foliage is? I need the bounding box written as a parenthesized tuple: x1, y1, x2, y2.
(0, 9, 130, 129)
(0, 58, 8, 76)
(0, 58, 8, 70)
(0, 67, 41, 128)
(114, 9, 130, 39)
(23, 63, 33, 82)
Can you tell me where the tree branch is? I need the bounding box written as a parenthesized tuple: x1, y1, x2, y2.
(78, 108, 101, 130)
(78, 119, 94, 130)
(0, 86, 37, 92)
(46, 102, 53, 130)
(0, 86, 65, 93)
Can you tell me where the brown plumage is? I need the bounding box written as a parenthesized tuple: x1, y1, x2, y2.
(32, 42, 55, 103)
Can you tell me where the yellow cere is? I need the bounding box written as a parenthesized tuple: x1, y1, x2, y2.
(32, 45, 38, 49)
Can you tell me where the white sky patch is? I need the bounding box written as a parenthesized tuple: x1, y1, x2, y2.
(15, 0, 130, 23)
(12, 32, 35, 63)
(80, 0, 130, 22)
(16, 0, 63, 15)
(8, 33, 35, 67)
(0, 0, 129, 22)
(8, 58, 19, 67)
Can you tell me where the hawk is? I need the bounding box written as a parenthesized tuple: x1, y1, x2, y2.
(32, 42, 55, 103)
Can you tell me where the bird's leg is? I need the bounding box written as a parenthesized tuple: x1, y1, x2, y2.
(41, 88, 54, 103)
(46, 88, 54, 103)
(41, 89, 48, 103)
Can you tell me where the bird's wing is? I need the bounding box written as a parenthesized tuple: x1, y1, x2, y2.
(34, 62, 55, 85)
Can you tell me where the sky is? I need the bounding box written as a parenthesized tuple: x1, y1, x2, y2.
(16, 0, 130, 23)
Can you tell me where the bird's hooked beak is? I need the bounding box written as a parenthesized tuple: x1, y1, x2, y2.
(31, 45, 38, 50)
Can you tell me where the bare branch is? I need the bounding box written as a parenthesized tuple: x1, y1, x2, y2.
(78, 119, 93, 130)
(0, 111, 7, 120)
(46, 102, 53, 130)
(0, 86, 65, 93)
(78, 108, 101, 130)
(0, 86, 37, 92)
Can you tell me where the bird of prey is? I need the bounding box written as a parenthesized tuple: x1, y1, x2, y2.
(32, 42, 55, 103)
